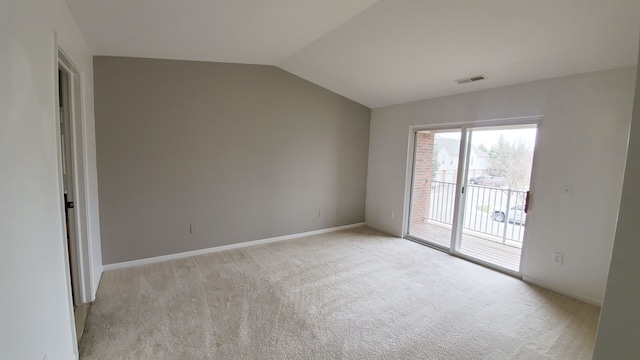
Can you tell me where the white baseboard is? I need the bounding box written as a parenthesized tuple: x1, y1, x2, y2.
(103, 223, 365, 271)
(522, 276, 603, 307)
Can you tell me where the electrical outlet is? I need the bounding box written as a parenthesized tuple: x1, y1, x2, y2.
(190, 224, 199, 234)
(552, 252, 564, 265)
(389, 210, 394, 219)
(318, 209, 323, 218)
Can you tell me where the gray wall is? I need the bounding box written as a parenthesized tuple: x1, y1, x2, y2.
(593, 48, 640, 358)
(94, 57, 370, 264)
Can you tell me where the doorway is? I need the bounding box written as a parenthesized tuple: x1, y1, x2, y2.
(58, 67, 80, 303)
(406, 119, 538, 274)
(57, 49, 92, 344)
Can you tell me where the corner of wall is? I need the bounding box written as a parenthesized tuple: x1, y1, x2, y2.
(522, 276, 603, 306)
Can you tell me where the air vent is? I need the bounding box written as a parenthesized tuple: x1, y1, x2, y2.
(456, 75, 486, 84)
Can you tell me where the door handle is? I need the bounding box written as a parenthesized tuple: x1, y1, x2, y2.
(524, 191, 530, 213)
(63, 194, 74, 209)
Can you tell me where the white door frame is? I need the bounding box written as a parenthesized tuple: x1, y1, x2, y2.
(55, 42, 94, 305)
(404, 116, 542, 276)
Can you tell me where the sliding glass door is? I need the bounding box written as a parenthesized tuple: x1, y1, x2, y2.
(406, 120, 538, 274)
(407, 128, 462, 250)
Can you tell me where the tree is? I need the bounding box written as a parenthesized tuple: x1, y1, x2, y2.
(488, 135, 533, 190)
(432, 148, 440, 180)
(488, 134, 511, 178)
(505, 141, 533, 190)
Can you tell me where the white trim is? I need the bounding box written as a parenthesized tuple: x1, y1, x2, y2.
(403, 131, 418, 237)
(103, 223, 366, 271)
(403, 116, 542, 277)
(517, 118, 543, 277)
(523, 276, 602, 307)
(408, 116, 542, 133)
(58, 46, 94, 305)
(54, 32, 79, 360)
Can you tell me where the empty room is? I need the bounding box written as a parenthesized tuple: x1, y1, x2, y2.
(2, 0, 640, 359)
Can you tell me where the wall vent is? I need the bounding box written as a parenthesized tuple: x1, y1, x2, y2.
(456, 75, 486, 84)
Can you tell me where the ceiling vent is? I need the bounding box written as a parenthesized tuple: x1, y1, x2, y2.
(456, 75, 486, 84)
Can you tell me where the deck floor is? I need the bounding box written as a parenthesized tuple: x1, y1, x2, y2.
(409, 221, 521, 271)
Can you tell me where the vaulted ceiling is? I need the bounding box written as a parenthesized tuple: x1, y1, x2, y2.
(67, 0, 640, 108)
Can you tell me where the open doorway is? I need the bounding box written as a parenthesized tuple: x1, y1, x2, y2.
(406, 119, 538, 274)
(57, 49, 92, 344)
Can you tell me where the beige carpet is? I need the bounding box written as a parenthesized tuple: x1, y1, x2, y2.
(79, 226, 599, 359)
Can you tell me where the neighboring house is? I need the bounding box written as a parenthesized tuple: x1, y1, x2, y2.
(434, 136, 489, 183)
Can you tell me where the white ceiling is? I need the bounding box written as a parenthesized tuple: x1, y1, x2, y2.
(67, 0, 640, 108)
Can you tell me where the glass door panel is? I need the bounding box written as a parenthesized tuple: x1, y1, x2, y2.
(407, 129, 462, 249)
(456, 125, 537, 272)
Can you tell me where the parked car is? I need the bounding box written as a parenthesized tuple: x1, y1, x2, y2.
(492, 204, 526, 225)
(469, 175, 505, 187)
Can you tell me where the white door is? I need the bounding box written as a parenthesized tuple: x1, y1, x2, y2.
(58, 67, 82, 305)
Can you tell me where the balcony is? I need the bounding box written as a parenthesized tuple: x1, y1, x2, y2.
(409, 181, 527, 272)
